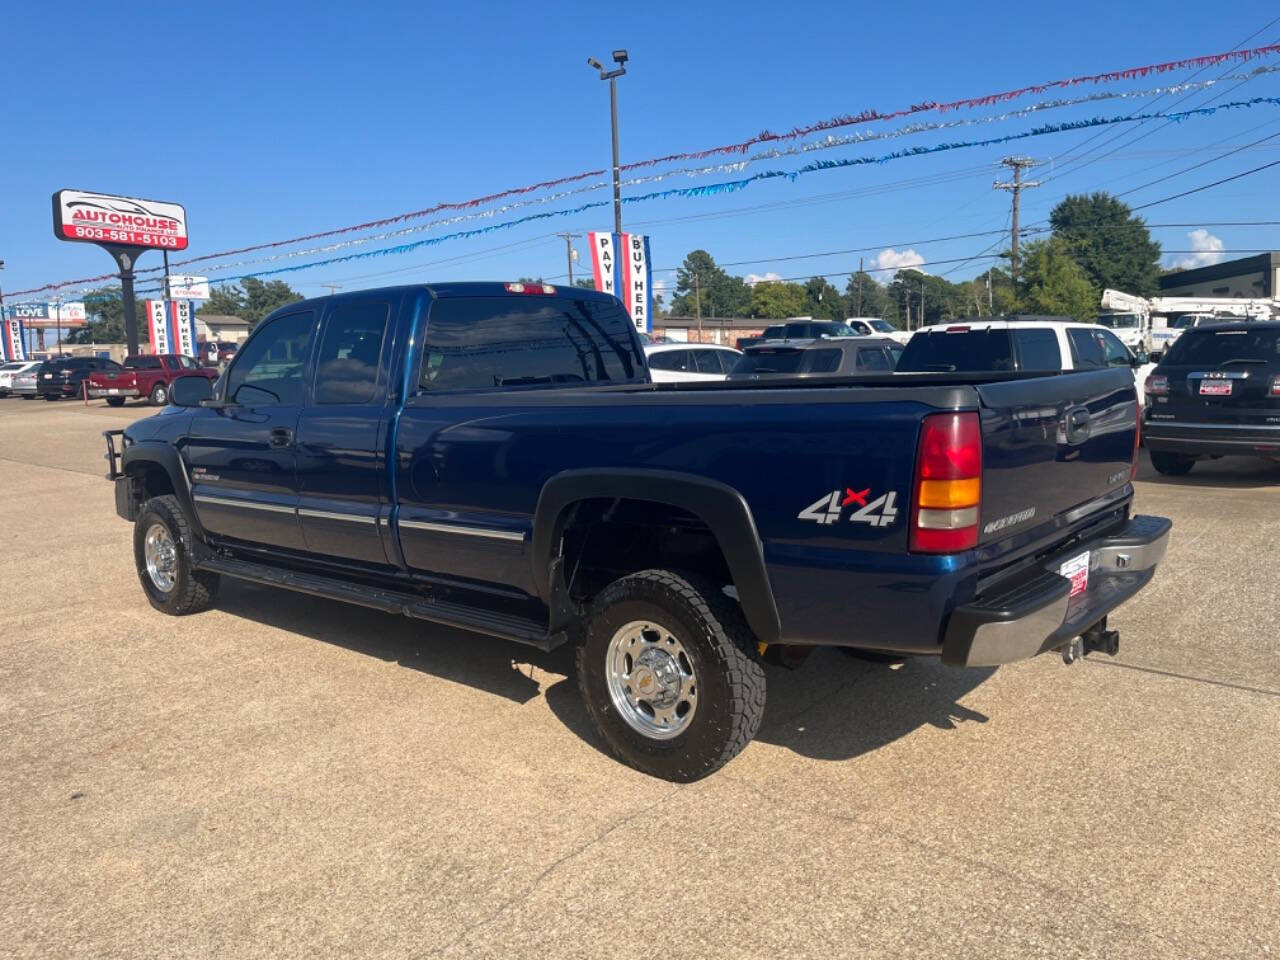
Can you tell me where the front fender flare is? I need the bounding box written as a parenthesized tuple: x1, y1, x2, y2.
(120, 442, 206, 540)
(531, 468, 781, 645)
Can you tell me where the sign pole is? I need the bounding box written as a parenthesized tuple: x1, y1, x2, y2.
(106, 245, 141, 356)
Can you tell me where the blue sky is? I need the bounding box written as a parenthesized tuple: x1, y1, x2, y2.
(3, 0, 1280, 309)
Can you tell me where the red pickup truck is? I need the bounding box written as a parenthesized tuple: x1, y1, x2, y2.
(87, 354, 218, 406)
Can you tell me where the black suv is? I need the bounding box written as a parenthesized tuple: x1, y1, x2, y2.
(36, 356, 121, 400)
(1143, 321, 1280, 475)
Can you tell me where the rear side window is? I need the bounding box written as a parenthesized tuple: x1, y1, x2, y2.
(419, 296, 641, 390)
(1012, 329, 1062, 372)
(227, 311, 316, 405)
(896, 330, 1014, 372)
(1163, 328, 1280, 365)
(693, 349, 725, 374)
(856, 348, 891, 372)
(801, 348, 842, 373)
(733, 349, 805, 374)
(1067, 328, 1106, 368)
(314, 301, 390, 404)
(647, 350, 689, 372)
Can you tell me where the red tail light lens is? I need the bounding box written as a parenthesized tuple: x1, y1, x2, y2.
(910, 412, 982, 553)
(1146, 374, 1168, 396)
(1269, 375, 1280, 396)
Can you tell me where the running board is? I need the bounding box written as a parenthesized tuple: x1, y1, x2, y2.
(196, 556, 559, 650)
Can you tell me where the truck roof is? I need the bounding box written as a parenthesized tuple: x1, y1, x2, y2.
(278, 282, 621, 312)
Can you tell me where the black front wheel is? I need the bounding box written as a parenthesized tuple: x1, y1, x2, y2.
(133, 495, 219, 615)
(1150, 451, 1195, 476)
(576, 570, 766, 782)
(105, 397, 127, 407)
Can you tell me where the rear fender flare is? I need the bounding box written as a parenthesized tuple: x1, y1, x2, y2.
(121, 443, 207, 540)
(531, 468, 781, 644)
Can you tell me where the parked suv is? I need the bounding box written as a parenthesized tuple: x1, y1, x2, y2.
(643, 343, 741, 382)
(37, 356, 121, 400)
(1143, 321, 1280, 475)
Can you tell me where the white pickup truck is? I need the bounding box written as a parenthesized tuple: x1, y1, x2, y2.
(897, 318, 1157, 408)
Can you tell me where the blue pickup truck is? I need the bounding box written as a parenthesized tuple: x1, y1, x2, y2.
(104, 282, 1170, 780)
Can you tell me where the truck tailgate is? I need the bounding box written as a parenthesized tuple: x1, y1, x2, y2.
(975, 368, 1138, 546)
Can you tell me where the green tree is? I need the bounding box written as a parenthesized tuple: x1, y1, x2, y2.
(888, 270, 967, 327)
(1017, 238, 1099, 322)
(956, 266, 1016, 316)
(65, 287, 145, 344)
(749, 281, 808, 318)
(1049, 192, 1161, 296)
(844, 271, 893, 323)
(573, 277, 596, 289)
(197, 278, 302, 328)
(670, 250, 750, 317)
(803, 277, 847, 320)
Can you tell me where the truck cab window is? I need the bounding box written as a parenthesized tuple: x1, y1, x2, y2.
(419, 297, 641, 390)
(1067, 328, 1107, 369)
(314, 302, 389, 404)
(226, 311, 315, 405)
(1012, 329, 1062, 372)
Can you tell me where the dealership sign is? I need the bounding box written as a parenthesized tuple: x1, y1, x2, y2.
(588, 231, 653, 333)
(2, 316, 25, 361)
(147, 300, 197, 357)
(52, 190, 188, 251)
(6, 302, 86, 328)
(166, 275, 210, 300)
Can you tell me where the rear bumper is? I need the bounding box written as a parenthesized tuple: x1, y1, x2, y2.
(1144, 420, 1280, 456)
(36, 382, 78, 397)
(941, 514, 1171, 667)
(87, 386, 141, 398)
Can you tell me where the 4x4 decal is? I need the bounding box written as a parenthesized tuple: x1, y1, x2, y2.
(797, 488, 900, 528)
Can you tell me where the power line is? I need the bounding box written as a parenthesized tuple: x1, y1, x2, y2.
(1130, 156, 1280, 210)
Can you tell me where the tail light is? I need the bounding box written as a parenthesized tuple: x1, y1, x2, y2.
(910, 412, 982, 553)
(1146, 374, 1168, 396)
(505, 282, 557, 295)
(1269, 375, 1280, 396)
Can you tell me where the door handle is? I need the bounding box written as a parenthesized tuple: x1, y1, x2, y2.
(269, 427, 294, 448)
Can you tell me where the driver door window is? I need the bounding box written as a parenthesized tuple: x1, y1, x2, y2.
(226, 312, 315, 404)
(1097, 329, 1134, 367)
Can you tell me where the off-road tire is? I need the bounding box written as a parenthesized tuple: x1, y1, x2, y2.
(1150, 451, 1195, 476)
(149, 382, 169, 406)
(133, 494, 219, 615)
(105, 397, 127, 407)
(577, 569, 766, 782)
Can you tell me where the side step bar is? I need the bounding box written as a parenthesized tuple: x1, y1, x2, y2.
(196, 555, 560, 651)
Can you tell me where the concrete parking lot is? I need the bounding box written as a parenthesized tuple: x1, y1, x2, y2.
(1, 396, 1276, 959)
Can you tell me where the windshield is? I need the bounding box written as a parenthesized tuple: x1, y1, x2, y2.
(1162, 327, 1280, 365)
(731, 349, 805, 375)
(896, 329, 1014, 372)
(868, 320, 895, 333)
(1098, 314, 1140, 329)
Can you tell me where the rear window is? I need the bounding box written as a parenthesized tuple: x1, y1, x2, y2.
(732, 349, 805, 375)
(856, 348, 892, 372)
(799, 348, 842, 374)
(646, 350, 690, 372)
(1162, 327, 1280, 366)
(419, 296, 642, 390)
(896, 329, 1014, 372)
(125, 355, 162, 369)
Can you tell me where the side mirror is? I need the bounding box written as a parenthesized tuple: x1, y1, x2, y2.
(170, 375, 213, 407)
(1131, 350, 1149, 366)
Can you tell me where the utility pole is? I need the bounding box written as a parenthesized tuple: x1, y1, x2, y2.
(321, 284, 342, 296)
(587, 51, 629, 235)
(920, 280, 926, 327)
(993, 156, 1041, 290)
(557, 232, 581, 285)
(856, 256, 864, 315)
(693, 273, 702, 340)
(987, 267, 993, 314)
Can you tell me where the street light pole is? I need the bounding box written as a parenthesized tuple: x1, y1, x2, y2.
(587, 50, 628, 236)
